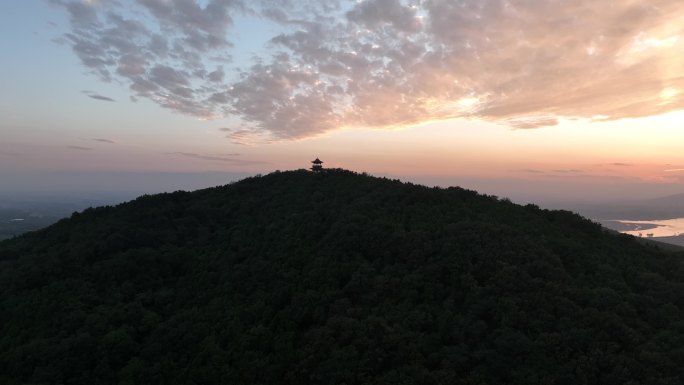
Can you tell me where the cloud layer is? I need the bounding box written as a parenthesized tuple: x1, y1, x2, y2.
(166, 151, 267, 165)
(55, 0, 684, 140)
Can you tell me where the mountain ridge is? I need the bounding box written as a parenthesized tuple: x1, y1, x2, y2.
(2, 169, 684, 384)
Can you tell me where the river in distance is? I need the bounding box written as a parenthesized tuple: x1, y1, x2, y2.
(604, 218, 684, 238)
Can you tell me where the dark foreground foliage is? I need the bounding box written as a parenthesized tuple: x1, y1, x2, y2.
(2, 169, 684, 384)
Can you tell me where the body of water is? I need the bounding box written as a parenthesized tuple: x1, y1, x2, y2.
(609, 218, 684, 238)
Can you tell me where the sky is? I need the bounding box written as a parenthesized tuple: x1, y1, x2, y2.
(2, 0, 684, 204)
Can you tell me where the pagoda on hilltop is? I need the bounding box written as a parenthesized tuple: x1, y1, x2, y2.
(310, 158, 323, 172)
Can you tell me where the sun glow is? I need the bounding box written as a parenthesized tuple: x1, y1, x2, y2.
(660, 87, 681, 102)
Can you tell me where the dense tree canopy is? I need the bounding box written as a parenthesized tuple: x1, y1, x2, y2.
(2, 169, 684, 384)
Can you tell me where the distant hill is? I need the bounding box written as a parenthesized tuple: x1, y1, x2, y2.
(645, 192, 684, 208)
(649, 235, 684, 248)
(2, 169, 684, 384)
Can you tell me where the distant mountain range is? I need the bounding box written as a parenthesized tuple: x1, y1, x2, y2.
(2, 169, 684, 383)
(564, 192, 684, 223)
(644, 192, 684, 207)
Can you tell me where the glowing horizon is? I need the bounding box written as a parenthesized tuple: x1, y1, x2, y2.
(2, 1, 684, 202)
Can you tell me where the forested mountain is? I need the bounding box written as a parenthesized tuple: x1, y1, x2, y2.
(2, 169, 684, 384)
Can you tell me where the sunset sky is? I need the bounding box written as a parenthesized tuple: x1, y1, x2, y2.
(2, 0, 684, 203)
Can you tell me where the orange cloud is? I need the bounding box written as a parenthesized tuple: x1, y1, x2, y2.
(57, 0, 684, 140)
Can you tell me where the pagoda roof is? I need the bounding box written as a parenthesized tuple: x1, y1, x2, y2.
(311, 158, 323, 164)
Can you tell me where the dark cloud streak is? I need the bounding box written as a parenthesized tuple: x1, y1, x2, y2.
(166, 152, 266, 165)
(82, 90, 116, 102)
(92, 138, 117, 144)
(87, 94, 116, 102)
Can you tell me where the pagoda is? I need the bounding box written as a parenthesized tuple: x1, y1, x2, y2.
(311, 158, 323, 172)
